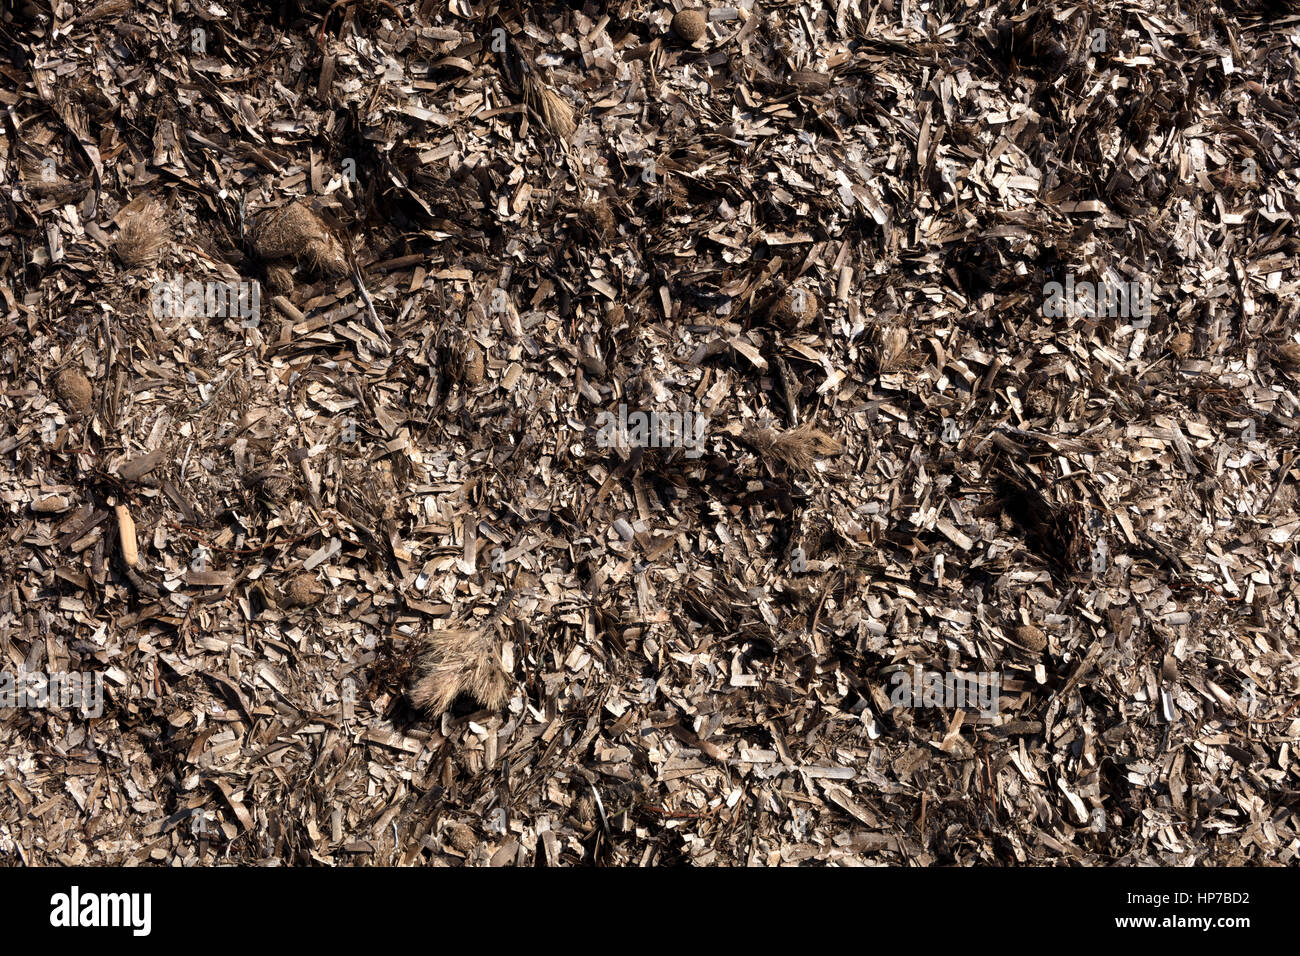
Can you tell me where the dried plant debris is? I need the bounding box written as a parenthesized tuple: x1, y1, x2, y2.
(111, 198, 168, 269)
(522, 72, 576, 142)
(53, 368, 93, 412)
(409, 628, 509, 716)
(671, 9, 708, 44)
(742, 422, 843, 472)
(251, 200, 348, 278)
(3, 0, 1300, 870)
(992, 461, 1090, 575)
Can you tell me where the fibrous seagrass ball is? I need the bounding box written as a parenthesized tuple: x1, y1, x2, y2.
(281, 574, 320, 608)
(442, 331, 485, 385)
(771, 286, 818, 329)
(265, 263, 295, 297)
(54, 368, 93, 412)
(409, 627, 509, 715)
(580, 201, 616, 239)
(112, 199, 169, 269)
(1014, 623, 1048, 653)
(463, 341, 485, 385)
(672, 9, 707, 43)
(251, 201, 347, 278)
(446, 823, 477, 854)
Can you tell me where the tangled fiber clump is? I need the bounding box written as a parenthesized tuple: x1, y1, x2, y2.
(111, 198, 169, 269)
(408, 627, 510, 715)
(251, 200, 348, 277)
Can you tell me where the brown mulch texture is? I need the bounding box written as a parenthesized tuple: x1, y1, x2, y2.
(2, 0, 1299, 866)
